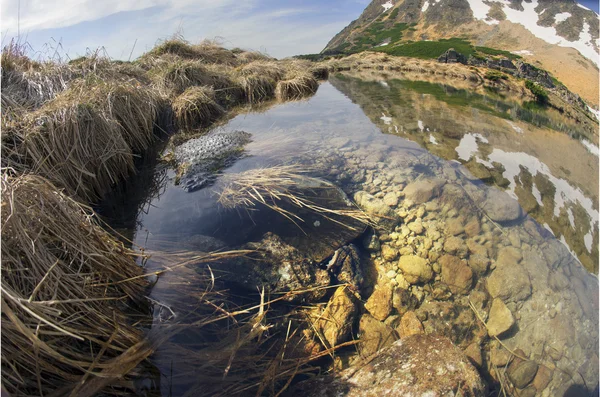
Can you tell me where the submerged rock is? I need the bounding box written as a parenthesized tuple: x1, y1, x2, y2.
(174, 130, 251, 192)
(480, 190, 523, 223)
(353, 191, 399, 229)
(327, 244, 364, 292)
(365, 283, 393, 321)
(357, 313, 398, 358)
(317, 287, 358, 347)
(286, 334, 486, 397)
(403, 178, 445, 204)
(486, 298, 515, 337)
(440, 254, 473, 295)
(398, 255, 433, 284)
(508, 360, 539, 389)
(210, 232, 330, 301)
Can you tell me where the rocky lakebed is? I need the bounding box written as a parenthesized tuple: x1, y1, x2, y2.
(107, 77, 599, 396)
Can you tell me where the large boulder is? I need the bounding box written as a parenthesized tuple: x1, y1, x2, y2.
(437, 48, 468, 65)
(286, 334, 486, 396)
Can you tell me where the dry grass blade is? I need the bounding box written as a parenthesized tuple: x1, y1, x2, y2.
(218, 165, 373, 231)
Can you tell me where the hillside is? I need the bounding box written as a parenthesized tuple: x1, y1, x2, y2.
(322, 0, 600, 107)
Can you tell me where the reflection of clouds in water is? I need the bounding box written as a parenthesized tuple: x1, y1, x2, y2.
(455, 133, 598, 253)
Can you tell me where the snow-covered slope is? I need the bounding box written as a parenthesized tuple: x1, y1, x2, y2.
(464, 0, 599, 65)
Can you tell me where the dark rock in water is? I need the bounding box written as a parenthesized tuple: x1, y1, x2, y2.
(209, 232, 330, 302)
(437, 48, 468, 65)
(271, 180, 366, 263)
(285, 334, 486, 397)
(174, 130, 251, 192)
(326, 244, 364, 293)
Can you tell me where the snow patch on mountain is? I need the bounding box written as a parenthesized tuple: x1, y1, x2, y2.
(466, 0, 497, 25)
(512, 49, 534, 55)
(382, 1, 394, 12)
(466, 0, 598, 65)
(554, 12, 572, 23)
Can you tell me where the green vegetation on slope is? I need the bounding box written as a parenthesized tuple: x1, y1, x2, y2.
(361, 38, 522, 61)
(350, 22, 411, 52)
(525, 80, 549, 104)
(475, 46, 521, 60)
(378, 38, 475, 59)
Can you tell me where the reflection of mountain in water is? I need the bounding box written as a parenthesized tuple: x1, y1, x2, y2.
(330, 73, 599, 271)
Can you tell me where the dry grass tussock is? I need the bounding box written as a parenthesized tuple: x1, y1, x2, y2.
(3, 77, 161, 202)
(1, 173, 149, 396)
(218, 165, 373, 231)
(144, 37, 240, 66)
(173, 86, 224, 130)
(276, 72, 319, 101)
(146, 54, 237, 97)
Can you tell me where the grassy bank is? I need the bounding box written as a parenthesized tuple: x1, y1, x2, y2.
(1, 37, 326, 396)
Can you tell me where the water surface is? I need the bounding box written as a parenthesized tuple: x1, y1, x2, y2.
(106, 78, 599, 396)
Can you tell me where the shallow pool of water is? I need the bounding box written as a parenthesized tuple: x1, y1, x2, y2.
(103, 76, 599, 396)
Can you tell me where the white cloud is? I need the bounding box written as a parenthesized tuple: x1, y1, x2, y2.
(1, 0, 161, 33)
(1, 0, 357, 59)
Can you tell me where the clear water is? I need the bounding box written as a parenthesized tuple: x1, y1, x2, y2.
(107, 77, 599, 396)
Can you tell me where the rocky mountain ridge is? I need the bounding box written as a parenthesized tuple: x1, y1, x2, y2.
(323, 0, 600, 107)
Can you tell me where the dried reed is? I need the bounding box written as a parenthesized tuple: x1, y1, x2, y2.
(218, 165, 373, 231)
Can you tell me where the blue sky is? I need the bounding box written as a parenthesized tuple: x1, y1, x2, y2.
(1, 0, 370, 60)
(1, 0, 598, 61)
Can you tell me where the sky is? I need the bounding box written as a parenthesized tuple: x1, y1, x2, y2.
(1, 0, 598, 61)
(0, 0, 370, 60)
